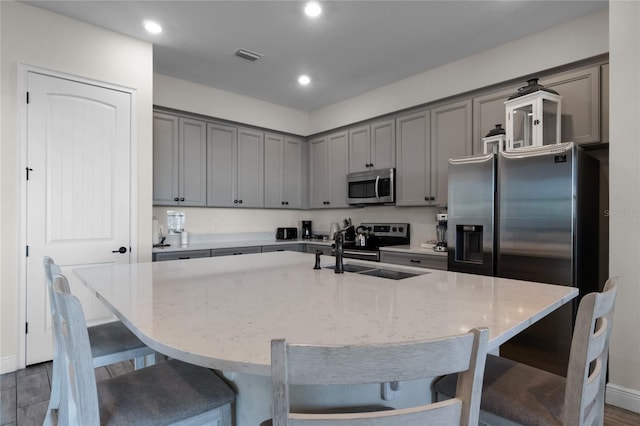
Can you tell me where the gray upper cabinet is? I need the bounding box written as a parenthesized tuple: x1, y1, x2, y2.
(601, 63, 609, 143)
(395, 109, 434, 206)
(309, 130, 349, 208)
(153, 112, 207, 206)
(208, 125, 263, 207)
(207, 122, 237, 207)
(265, 133, 303, 208)
(431, 99, 472, 205)
(348, 124, 371, 173)
(540, 66, 600, 145)
(348, 119, 395, 173)
(472, 84, 520, 155)
(371, 118, 396, 171)
(236, 128, 265, 207)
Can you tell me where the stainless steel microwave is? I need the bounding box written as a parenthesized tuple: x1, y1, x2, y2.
(346, 168, 395, 205)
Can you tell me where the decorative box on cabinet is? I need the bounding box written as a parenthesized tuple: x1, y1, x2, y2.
(153, 112, 207, 206)
(472, 85, 520, 155)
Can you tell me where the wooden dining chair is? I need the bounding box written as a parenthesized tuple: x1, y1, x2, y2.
(51, 272, 235, 426)
(43, 257, 159, 426)
(44, 257, 156, 368)
(267, 327, 489, 426)
(434, 278, 618, 426)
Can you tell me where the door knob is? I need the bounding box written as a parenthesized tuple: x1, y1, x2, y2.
(112, 247, 127, 254)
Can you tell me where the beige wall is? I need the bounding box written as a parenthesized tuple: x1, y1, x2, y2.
(0, 1, 153, 372)
(309, 8, 609, 134)
(154, 74, 309, 136)
(607, 0, 640, 412)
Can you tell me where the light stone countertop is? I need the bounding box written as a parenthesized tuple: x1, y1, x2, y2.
(75, 251, 577, 377)
(152, 237, 332, 253)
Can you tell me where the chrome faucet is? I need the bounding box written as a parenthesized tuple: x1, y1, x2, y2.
(334, 231, 345, 274)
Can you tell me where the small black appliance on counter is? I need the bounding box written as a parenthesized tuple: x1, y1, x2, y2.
(276, 227, 298, 240)
(301, 221, 312, 239)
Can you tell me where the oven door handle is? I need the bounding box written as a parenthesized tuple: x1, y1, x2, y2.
(342, 250, 379, 257)
(375, 175, 380, 201)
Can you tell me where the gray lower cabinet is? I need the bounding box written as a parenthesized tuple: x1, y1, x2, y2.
(431, 99, 472, 205)
(264, 134, 304, 208)
(305, 243, 333, 256)
(380, 251, 447, 270)
(211, 246, 262, 256)
(153, 113, 207, 206)
(153, 249, 211, 262)
(309, 130, 349, 208)
(261, 244, 303, 253)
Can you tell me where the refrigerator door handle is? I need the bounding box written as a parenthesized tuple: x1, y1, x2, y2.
(449, 153, 494, 165)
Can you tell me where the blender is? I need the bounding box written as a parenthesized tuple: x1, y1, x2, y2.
(435, 213, 448, 252)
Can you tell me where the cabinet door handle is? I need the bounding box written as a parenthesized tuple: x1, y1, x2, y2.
(178, 256, 191, 260)
(234, 200, 238, 204)
(239, 200, 243, 204)
(410, 259, 421, 264)
(174, 197, 179, 202)
(180, 197, 185, 202)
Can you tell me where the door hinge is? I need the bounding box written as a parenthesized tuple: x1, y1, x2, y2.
(26, 167, 33, 180)
(26, 91, 30, 104)
(26, 245, 29, 257)
(25, 322, 29, 334)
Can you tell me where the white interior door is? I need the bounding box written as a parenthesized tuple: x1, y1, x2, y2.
(25, 71, 132, 365)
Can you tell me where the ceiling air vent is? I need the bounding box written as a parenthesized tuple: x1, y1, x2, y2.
(234, 48, 263, 62)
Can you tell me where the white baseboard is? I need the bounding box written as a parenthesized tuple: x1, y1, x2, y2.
(0, 355, 17, 375)
(606, 383, 640, 413)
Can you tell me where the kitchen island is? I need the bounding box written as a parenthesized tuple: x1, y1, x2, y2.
(75, 251, 577, 425)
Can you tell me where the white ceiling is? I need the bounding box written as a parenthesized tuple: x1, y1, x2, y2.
(23, 1, 607, 112)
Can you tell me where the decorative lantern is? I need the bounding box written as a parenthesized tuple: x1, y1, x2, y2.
(482, 124, 507, 154)
(505, 78, 562, 150)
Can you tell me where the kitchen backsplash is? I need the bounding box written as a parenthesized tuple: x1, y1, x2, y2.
(152, 205, 439, 243)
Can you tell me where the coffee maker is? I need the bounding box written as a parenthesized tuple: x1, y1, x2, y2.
(301, 220, 312, 239)
(435, 213, 448, 252)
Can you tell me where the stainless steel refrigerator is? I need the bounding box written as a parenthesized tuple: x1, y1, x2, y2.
(447, 142, 600, 376)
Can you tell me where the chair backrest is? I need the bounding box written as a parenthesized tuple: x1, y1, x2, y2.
(51, 273, 101, 425)
(271, 327, 489, 426)
(563, 277, 618, 426)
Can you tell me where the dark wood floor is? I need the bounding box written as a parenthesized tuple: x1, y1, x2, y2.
(1, 361, 639, 425)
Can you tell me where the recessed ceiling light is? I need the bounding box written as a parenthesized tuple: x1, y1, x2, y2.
(298, 75, 311, 86)
(143, 20, 162, 34)
(304, 2, 322, 18)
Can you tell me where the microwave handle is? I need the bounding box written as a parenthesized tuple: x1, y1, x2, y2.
(375, 175, 380, 201)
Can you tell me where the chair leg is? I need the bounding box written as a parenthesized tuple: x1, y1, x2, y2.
(44, 358, 64, 426)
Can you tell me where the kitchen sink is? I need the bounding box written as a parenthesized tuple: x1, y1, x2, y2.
(323, 264, 427, 280)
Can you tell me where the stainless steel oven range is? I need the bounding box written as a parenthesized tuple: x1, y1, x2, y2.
(340, 222, 410, 262)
